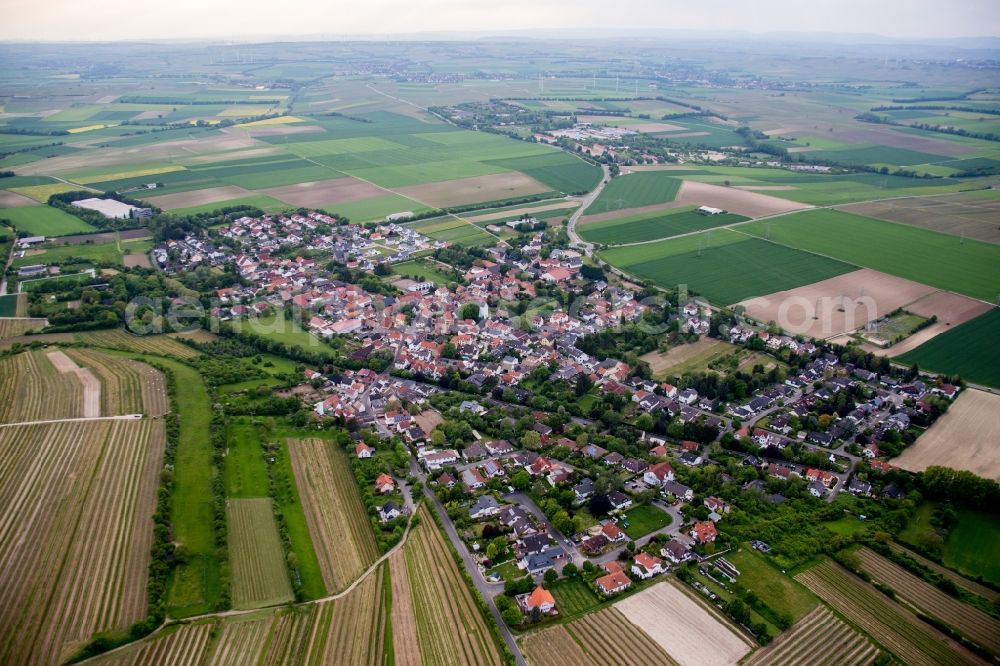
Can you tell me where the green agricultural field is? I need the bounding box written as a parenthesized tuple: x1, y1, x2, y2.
(621, 504, 671, 539)
(170, 194, 289, 216)
(578, 207, 747, 245)
(809, 145, 952, 167)
(227, 498, 295, 609)
(11, 237, 153, 269)
(224, 419, 271, 498)
(943, 509, 1000, 585)
(233, 313, 323, 350)
(0, 205, 97, 236)
(0, 294, 18, 317)
(410, 216, 496, 246)
(326, 194, 429, 222)
(549, 578, 600, 617)
(484, 152, 602, 194)
(898, 308, 1000, 388)
(392, 259, 457, 284)
(740, 209, 1000, 301)
(586, 172, 681, 214)
(725, 546, 818, 622)
(600, 228, 856, 304)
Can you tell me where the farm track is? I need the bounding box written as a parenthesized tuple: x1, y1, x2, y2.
(744, 606, 876, 666)
(857, 548, 1000, 654)
(0, 419, 164, 665)
(796, 560, 985, 666)
(287, 437, 379, 592)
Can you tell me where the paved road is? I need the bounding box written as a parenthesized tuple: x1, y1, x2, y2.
(566, 164, 611, 256)
(414, 457, 527, 666)
(503, 490, 585, 566)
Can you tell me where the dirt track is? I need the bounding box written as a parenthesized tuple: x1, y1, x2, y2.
(894, 389, 1000, 480)
(47, 350, 101, 418)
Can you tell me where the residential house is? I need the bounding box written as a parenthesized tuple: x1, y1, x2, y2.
(661, 538, 692, 565)
(596, 571, 632, 595)
(518, 586, 556, 615)
(469, 495, 502, 519)
(355, 442, 375, 458)
(691, 520, 717, 544)
(663, 480, 693, 502)
(375, 473, 395, 494)
(601, 521, 627, 543)
(643, 462, 675, 487)
(379, 501, 403, 523)
(631, 553, 665, 580)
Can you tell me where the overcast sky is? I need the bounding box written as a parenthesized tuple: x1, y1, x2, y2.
(1, 0, 998, 42)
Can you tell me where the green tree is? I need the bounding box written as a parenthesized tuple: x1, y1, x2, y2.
(543, 568, 558, 586)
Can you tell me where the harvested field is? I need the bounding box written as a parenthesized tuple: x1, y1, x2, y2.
(262, 176, 384, 207)
(894, 390, 1000, 480)
(90, 622, 213, 666)
(227, 498, 294, 609)
(738, 268, 937, 339)
(562, 606, 678, 666)
(396, 172, 551, 208)
(796, 559, 984, 666)
(235, 124, 325, 137)
(674, 180, 812, 218)
(405, 506, 503, 665)
(47, 350, 100, 417)
(744, 606, 876, 666)
(75, 329, 201, 358)
(146, 185, 254, 210)
(0, 317, 46, 339)
(616, 580, 753, 666)
(0, 190, 36, 207)
(872, 290, 996, 357)
(0, 350, 84, 423)
(640, 338, 733, 378)
(522, 625, 595, 666)
(857, 547, 1000, 654)
(286, 438, 379, 592)
(389, 550, 421, 666)
(839, 192, 1000, 244)
(123, 253, 152, 268)
(0, 418, 165, 665)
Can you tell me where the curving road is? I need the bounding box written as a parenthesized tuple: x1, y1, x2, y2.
(566, 163, 611, 256)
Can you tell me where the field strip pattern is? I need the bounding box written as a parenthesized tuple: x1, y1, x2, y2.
(67, 348, 170, 417)
(522, 624, 596, 666)
(259, 605, 317, 665)
(227, 498, 295, 609)
(744, 605, 877, 666)
(304, 568, 387, 665)
(0, 350, 84, 423)
(206, 615, 273, 665)
(75, 329, 201, 358)
(0, 318, 47, 340)
(564, 607, 678, 666)
(0, 419, 165, 664)
(41, 350, 100, 419)
(857, 548, 1000, 654)
(389, 550, 422, 666)
(287, 437, 379, 592)
(615, 578, 752, 666)
(886, 543, 1000, 603)
(90, 622, 213, 665)
(405, 506, 502, 666)
(796, 560, 984, 666)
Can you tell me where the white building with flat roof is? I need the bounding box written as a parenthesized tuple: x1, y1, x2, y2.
(71, 198, 136, 219)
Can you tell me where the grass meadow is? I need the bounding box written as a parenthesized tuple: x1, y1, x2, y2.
(0, 205, 97, 236)
(586, 172, 682, 213)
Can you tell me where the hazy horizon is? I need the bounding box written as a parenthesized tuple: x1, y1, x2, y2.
(1, 0, 998, 43)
